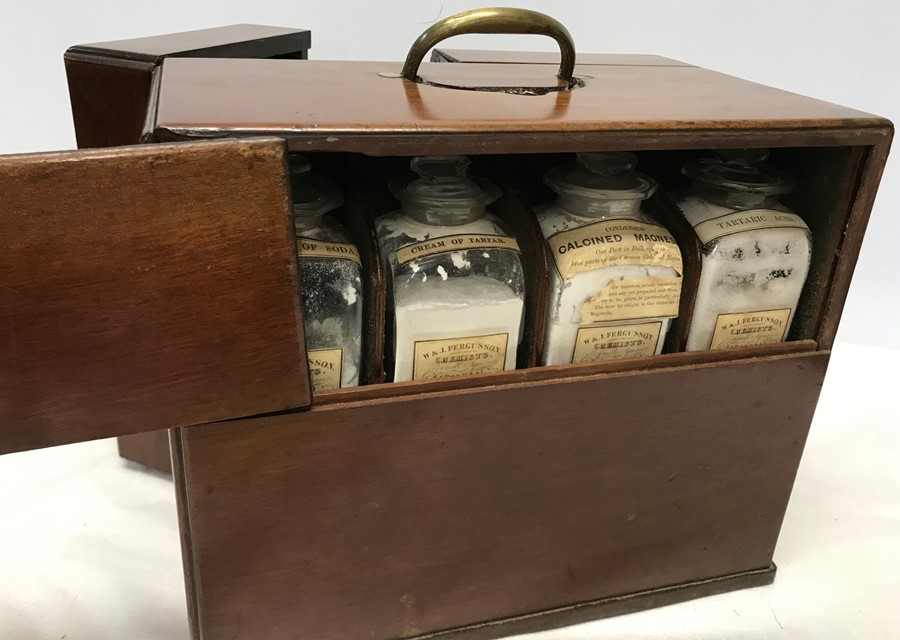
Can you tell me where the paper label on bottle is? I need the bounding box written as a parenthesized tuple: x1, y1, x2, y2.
(307, 348, 343, 391)
(708, 308, 792, 350)
(395, 234, 520, 267)
(692, 209, 809, 246)
(573, 322, 663, 362)
(412, 333, 509, 381)
(580, 277, 682, 324)
(547, 219, 682, 280)
(297, 238, 362, 266)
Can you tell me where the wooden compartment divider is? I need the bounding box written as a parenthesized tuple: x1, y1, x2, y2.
(334, 168, 388, 385)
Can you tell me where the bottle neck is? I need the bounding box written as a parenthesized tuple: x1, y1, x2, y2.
(402, 202, 485, 226)
(556, 194, 644, 219)
(694, 184, 781, 210)
(294, 211, 326, 234)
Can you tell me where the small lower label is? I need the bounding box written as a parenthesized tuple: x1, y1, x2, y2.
(708, 308, 792, 350)
(573, 322, 663, 362)
(412, 333, 509, 381)
(308, 348, 343, 391)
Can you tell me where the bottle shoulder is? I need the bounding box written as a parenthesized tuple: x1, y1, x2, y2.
(296, 214, 353, 243)
(376, 210, 509, 244)
(536, 202, 669, 237)
(676, 195, 793, 226)
(677, 195, 811, 256)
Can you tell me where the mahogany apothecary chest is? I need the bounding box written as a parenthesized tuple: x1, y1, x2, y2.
(0, 8, 892, 640)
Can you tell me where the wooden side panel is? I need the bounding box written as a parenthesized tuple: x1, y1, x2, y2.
(65, 57, 156, 149)
(118, 430, 172, 473)
(385, 565, 776, 640)
(65, 24, 312, 150)
(776, 145, 870, 347)
(816, 137, 894, 347)
(0, 138, 309, 455)
(171, 427, 202, 640)
(177, 350, 828, 640)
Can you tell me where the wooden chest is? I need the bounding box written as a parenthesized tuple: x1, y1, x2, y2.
(2, 9, 892, 640)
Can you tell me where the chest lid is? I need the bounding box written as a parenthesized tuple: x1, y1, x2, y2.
(147, 8, 887, 156)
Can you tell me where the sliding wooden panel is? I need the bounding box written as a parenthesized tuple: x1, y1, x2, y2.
(0, 138, 308, 455)
(65, 23, 312, 470)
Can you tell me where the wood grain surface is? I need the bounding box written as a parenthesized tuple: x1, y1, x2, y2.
(65, 25, 313, 467)
(118, 430, 173, 474)
(817, 138, 894, 348)
(65, 57, 157, 149)
(0, 138, 308, 455)
(369, 565, 776, 640)
(176, 349, 828, 640)
(65, 24, 311, 150)
(310, 340, 816, 406)
(150, 59, 890, 156)
(776, 146, 870, 347)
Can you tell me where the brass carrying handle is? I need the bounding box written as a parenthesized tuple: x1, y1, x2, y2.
(401, 7, 577, 85)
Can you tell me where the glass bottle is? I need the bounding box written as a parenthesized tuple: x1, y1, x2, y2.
(538, 152, 683, 365)
(376, 156, 526, 382)
(291, 156, 363, 390)
(678, 149, 811, 351)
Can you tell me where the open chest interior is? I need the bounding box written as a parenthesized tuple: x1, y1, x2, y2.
(280, 144, 863, 396)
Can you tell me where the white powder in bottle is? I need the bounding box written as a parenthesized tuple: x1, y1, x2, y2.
(393, 277, 523, 381)
(537, 153, 682, 365)
(679, 195, 811, 351)
(679, 150, 811, 352)
(304, 315, 361, 388)
(539, 208, 678, 365)
(290, 155, 363, 390)
(376, 156, 526, 382)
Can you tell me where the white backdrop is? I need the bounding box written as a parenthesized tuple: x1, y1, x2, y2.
(1, 0, 897, 348)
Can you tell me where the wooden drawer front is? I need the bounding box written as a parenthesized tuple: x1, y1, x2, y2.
(0, 138, 309, 455)
(177, 350, 827, 640)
